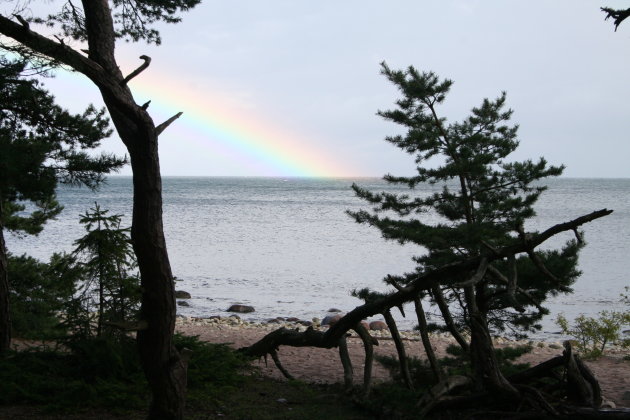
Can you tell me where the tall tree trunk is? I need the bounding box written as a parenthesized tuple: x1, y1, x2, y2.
(0, 206, 10, 353)
(465, 286, 518, 397)
(0, 9, 188, 416)
(108, 107, 186, 419)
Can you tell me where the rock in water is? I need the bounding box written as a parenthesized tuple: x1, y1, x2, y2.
(227, 304, 255, 313)
(175, 290, 191, 299)
(177, 301, 190, 307)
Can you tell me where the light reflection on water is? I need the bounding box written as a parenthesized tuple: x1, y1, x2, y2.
(6, 177, 629, 340)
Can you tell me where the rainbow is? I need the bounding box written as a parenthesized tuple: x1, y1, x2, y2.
(55, 64, 359, 177)
(101, 67, 357, 177)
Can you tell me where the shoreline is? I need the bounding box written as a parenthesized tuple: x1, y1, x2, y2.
(175, 315, 630, 408)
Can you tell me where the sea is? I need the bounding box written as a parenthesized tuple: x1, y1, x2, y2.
(5, 177, 629, 340)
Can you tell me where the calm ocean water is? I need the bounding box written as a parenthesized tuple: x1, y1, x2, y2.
(6, 177, 629, 339)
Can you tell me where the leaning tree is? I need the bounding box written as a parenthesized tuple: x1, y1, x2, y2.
(348, 63, 584, 397)
(242, 65, 614, 418)
(0, 2, 199, 418)
(0, 56, 125, 353)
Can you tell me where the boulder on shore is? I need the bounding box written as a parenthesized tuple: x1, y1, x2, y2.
(175, 290, 191, 299)
(369, 320, 388, 331)
(227, 304, 255, 313)
(322, 314, 343, 326)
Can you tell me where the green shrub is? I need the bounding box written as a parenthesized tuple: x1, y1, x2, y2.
(556, 287, 630, 359)
(556, 311, 630, 359)
(0, 334, 250, 412)
(174, 333, 250, 403)
(8, 253, 80, 339)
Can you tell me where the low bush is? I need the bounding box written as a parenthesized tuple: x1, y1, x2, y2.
(556, 287, 630, 359)
(0, 334, 250, 413)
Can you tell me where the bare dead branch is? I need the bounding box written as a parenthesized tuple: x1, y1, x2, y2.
(384, 310, 414, 390)
(353, 323, 375, 394)
(526, 249, 562, 287)
(507, 255, 525, 312)
(338, 336, 353, 389)
(432, 286, 470, 352)
(414, 296, 443, 382)
(487, 265, 542, 313)
(122, 55, 151, 86)
(454, 257, 488, 287)
(270, 350, 294, 380)
(13, 14, 28, 29)
(156, 112, 183, 135)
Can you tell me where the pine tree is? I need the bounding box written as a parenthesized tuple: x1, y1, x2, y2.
(0, 4, 200, 416)
(0, 57, 125, 353)
(72, 203, 139, 338)
(349, 63, 583, 394)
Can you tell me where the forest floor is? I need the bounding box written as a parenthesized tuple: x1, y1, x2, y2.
(174, 316, 630, 408)
(1, 317, 628, 419)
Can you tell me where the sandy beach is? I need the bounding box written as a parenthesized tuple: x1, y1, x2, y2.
(176, 316, 630, 408)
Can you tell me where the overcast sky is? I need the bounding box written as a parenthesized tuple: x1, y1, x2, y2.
(36, 1, 630, 177)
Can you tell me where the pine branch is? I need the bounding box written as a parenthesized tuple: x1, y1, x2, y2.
(601, 7, 630, 31)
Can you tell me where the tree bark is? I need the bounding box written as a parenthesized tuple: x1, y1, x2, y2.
(465, 285, 518, 397)
(353, 323, 375, 394)
(0, 6, 186, 418)
(383, 309, 414, 390)
(0, 206, 11, 353)
(338, 336, 354, 389)
(432, 286, 470, 352)
(413, 297, 443, 382)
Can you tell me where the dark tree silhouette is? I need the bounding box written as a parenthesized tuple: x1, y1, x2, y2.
(242, 65, 615, 418)
(601, 6, 630, 31)
(0, 57, 124, 353)
(0, 2, 200, 418)
(347, 63, 582, 396)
